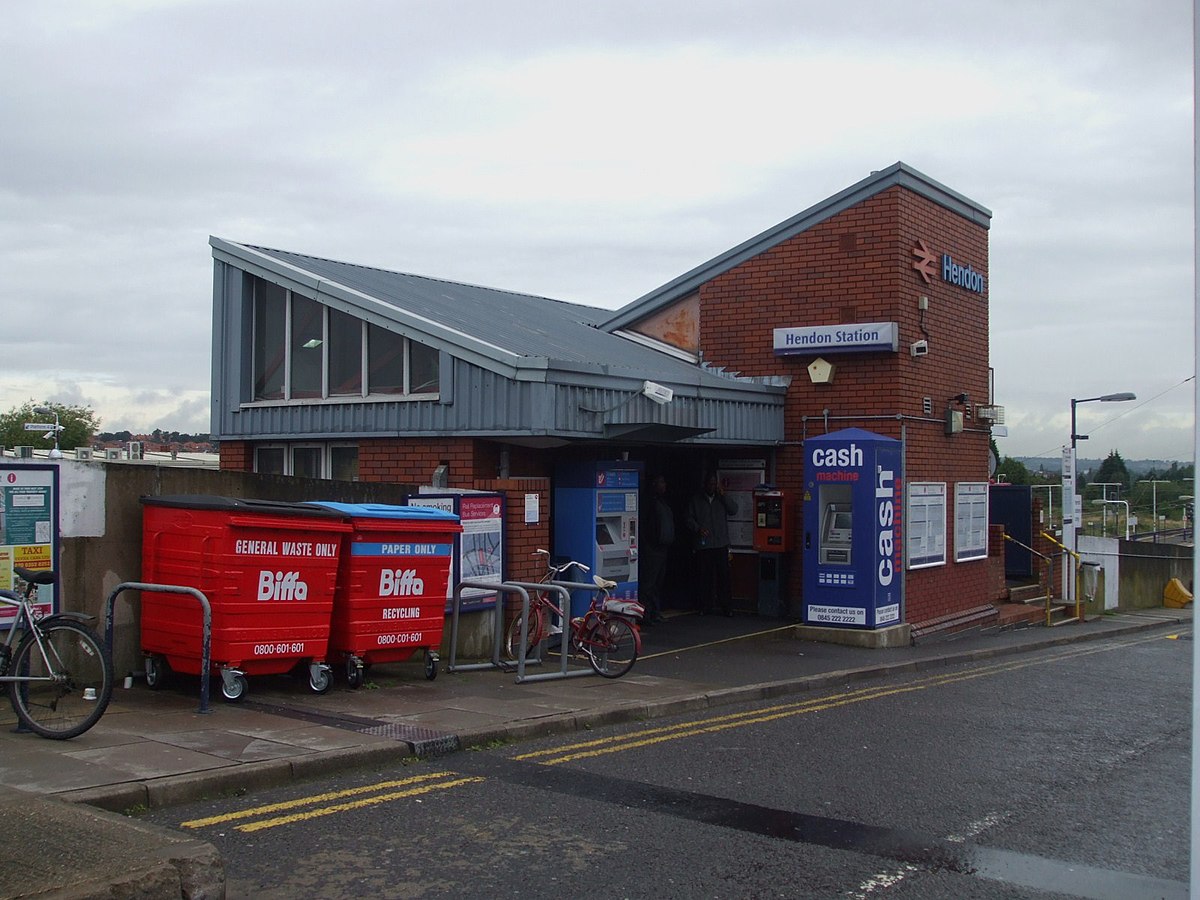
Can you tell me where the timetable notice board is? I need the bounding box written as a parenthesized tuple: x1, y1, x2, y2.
(0, 464, 59, 620)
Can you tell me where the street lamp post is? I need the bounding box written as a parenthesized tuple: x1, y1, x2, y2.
(1138, 480, 1170, 542)
(1092, 499, 1131, 540)
(1064, 392, 1136, 602)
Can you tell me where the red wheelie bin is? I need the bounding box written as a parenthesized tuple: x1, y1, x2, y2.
(306, 502, 461, 687)
(140, 495, 351, 702)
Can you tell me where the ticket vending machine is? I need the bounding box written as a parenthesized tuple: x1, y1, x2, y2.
(753, 488, 793, 617)
(802, 428, 902, 629)
(555, 461, 641, 616)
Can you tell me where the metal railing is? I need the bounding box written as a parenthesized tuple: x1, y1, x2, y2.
(104, 582, 213, 714)
(1002, 533, 1057, 626)
(446, 578, 611, 684)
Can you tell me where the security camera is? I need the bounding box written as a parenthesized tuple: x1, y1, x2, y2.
(910, 340, 929, 357)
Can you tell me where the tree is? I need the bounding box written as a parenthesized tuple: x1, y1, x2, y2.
(997, 456, 1032, 484)
(0, 401, 101, 454)
(1092, 449, 1132, 492)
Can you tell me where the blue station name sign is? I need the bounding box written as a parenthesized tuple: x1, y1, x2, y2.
(942, 254, 985, 294)
(773, 321, 899, 357)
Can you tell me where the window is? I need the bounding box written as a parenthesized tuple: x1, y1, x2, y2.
(253, 443, 359, 480)
(252, 280, 286, 400)
(254, 446, 285, 475)
(907, 482, 946, 568)
(955, 482, 989, 562)
(291, 446, 322, 479)
(328, 308, 363, 396)
(250, 276, 439, 402)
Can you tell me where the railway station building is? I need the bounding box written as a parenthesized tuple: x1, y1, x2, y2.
(209, 161, 1000, 637)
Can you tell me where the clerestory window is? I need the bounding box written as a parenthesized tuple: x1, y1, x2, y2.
(250, 275, 439, 402)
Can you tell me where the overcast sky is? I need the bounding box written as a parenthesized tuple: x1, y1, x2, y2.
(2, 0, 1193, 463)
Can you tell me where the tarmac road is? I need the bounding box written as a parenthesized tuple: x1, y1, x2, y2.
(148, 624, 1191, 898)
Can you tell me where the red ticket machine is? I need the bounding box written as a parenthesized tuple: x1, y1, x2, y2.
(753, 488, 793, 552)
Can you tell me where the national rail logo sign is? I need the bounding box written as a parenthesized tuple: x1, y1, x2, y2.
(911, 238, 986, 295)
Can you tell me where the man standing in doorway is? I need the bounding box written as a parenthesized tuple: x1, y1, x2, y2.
(640, 474, 673, 625)
(685, 472, 737, 617)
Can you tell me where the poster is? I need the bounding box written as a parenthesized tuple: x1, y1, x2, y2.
(409, 492, 505, 612)
(0, 465, 58, 622)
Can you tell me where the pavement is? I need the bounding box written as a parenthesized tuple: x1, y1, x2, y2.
(0, 604, 1191, 899)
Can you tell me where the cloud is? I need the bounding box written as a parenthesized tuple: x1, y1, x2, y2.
(0, 0, 1192, 459)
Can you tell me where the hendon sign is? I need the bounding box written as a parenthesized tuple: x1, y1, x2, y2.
(773, 322, 898, 356)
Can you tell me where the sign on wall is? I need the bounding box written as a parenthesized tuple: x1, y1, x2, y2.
(773, 322, 899, 356)
(0, 464, 59, 622)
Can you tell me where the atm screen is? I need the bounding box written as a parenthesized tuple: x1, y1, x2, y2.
(832, 510, 852, 532)
(596, 521, 616, 546)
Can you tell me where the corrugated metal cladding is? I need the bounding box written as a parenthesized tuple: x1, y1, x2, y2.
(219, 357, 785, 444)
(211, 241, 787, 446)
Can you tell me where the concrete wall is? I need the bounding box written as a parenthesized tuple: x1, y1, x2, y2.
(1078, 534, 1193, 610)
(1116, 539, 1193, 609)
(51, 460, 497, 675)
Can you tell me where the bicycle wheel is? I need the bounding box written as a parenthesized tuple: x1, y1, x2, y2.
(584, 616, 638, 679)
(9, 620, 113, 739)
(504, 607, 545, 662)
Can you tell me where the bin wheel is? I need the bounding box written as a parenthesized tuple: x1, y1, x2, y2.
(345, 657, 363, 689)
(221, 673, 248, 703)
(144, 656, 170, 691)
(309, 666, 333, 695)
(424, 653, 438, 681)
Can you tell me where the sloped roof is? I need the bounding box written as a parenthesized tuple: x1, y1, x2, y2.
(209, 238, 776, 397)
(602, 161, 991, 333)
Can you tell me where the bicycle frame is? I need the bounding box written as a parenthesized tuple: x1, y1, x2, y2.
(0, 591, 47, 683)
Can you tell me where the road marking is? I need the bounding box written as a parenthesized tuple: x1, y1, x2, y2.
(180, 772, 482, 832)
(516, 632, 1179, 766)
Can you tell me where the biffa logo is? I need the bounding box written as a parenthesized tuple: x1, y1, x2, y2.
(257, 571, 308, 601)
(380, 569, 425, 597)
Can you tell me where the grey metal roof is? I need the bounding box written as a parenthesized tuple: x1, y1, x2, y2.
(210, 237, 777, 399)
(601, 161, 992, 332)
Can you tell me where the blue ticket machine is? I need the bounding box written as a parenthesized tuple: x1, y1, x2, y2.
(802, 428, 902, 629)
(554, 461, 641, 616)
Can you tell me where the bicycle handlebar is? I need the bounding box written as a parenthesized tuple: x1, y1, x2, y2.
(532, 549, 590, 576)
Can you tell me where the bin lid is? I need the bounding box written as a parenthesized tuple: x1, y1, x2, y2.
(140, 495, 347, 519)
(305, 501, 461, 523)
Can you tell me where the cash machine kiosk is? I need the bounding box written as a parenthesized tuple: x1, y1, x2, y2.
(802, 428, 903, 629)
(554, 461, 641, 616)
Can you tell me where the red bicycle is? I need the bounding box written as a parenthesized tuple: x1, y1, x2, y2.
(504, 550, 643, 678)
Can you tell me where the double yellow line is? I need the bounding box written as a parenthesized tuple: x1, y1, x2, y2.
(181, 631, 1181, 832)
(515, 633, 1176, 766)
(180, 772, 483, 833)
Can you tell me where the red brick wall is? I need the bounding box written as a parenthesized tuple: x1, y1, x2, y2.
(475, 478, 551, 584)
(988, 523, 1008, 602)
(697, 186, 992, 626)
(219, 441, 251, 471)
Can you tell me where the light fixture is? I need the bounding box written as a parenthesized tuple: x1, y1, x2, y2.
(807, 358, 835, 384)
(302, 338, 323, 349)
(641, 381, 674, 405)
(1070, 392, 1136, 449)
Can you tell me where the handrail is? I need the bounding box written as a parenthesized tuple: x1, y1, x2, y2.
(1002, 533, 1056, 626)
(1039, 530, 1084, 623)
(104, 582, 212, 714)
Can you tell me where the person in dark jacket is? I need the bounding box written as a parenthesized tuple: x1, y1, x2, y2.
(639, 474, 674, 625)
(685, 472, 737, 616)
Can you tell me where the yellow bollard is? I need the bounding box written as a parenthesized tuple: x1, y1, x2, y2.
(1163, 578, 1193, 609)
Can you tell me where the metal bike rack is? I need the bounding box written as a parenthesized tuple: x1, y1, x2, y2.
(104, 582, 213, 714)
(446, 578, 614, 684)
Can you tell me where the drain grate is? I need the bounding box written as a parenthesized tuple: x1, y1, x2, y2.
(357, 723, 461, 756)
(242, 700, 459, 757)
